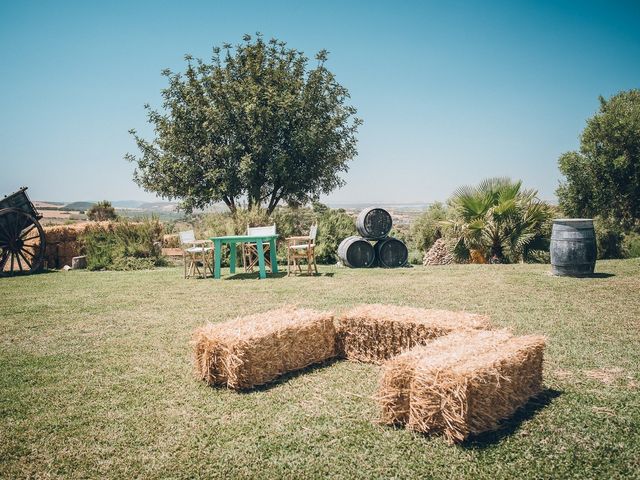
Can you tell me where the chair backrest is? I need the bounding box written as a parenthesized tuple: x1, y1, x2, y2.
(179, 230, 196, 245)
(247, 224, 276, 236)
(309, 223, 318, 241)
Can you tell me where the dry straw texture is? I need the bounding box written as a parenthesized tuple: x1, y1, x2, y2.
(335, 304, 491, 364)
(194, 307, 335, 390)
(377, 330, 546, 444)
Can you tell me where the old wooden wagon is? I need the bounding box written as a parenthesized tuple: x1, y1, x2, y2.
(0, 187, 46, 275)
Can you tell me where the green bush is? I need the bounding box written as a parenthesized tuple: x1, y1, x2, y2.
(623, 232, 640, 258)
(594, 217, 626, 259)
(410, 202, 449, 253)
(82, 226, 117, 270)
(314, 207, 356, 264)
(110, 256, 160, 271)
(81, 218, 166, 271)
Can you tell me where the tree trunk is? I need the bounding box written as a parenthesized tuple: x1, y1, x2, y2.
(223, 197, 237, 214)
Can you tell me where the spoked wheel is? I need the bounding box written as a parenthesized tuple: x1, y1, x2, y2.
(0, 208, 46, 276)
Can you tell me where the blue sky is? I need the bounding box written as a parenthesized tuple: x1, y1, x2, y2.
(1, 0, 639, 205)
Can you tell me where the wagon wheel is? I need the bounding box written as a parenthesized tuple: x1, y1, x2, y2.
(0, 208, 46, 276)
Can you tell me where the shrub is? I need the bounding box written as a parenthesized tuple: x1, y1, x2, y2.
(87, 200, 118, 221)
(623, 232, 640, 258)
(81, 218, 165, 270)
(594, 217, 626, 259)
(110, 256, 160, 271)
(444, 178, 552, 263)
(410, 202, 449, 253)
(315, 207, 357, 264)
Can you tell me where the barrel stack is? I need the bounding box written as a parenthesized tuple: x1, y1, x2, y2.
(338, 207, 408, 268)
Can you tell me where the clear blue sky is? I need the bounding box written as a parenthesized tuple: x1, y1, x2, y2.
(1, 0, 639, 205)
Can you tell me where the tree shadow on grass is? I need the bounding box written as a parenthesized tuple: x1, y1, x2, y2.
(223, 271, 288, 280)
(223, 271, 334, 280)
(461, 388, 562, 449)
(0, 268, 59, 278)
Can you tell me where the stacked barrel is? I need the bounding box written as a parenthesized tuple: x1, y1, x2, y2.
(338, 207, 408, 268)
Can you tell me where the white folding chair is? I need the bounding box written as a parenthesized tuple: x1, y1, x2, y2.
(286, 223, 318, 276)
(242, 224, 276, 273)
(179, 230, 214, 278)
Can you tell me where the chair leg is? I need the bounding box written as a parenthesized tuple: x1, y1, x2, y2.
(183, 252, 187, 279)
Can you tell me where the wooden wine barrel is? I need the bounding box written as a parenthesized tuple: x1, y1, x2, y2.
(374, 237, 408, 268)
(338, 236, 375, 268)
(356, 207, 393, 240)
(550, 219, 597, 276)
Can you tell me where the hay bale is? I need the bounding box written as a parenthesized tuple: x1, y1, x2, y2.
(377, 330, 545, 444)
(335, 304, 490, 364)
(194, 307, 336, 390)
(377, 330, 511, 425)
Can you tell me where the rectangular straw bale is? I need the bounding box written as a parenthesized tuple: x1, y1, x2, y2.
(377, 330, 512, 425)
(336, 304, 491, 364)
(377, 330, 545, 444)
(193, 307, 335, 390)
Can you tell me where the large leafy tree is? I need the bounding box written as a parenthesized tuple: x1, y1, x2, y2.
(445, 178, 551, 263)
(556, 89, 640, 230)
(126, 34, 361, 214)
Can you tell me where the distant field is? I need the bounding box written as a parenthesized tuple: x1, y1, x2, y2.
(1, 261, 639, 479)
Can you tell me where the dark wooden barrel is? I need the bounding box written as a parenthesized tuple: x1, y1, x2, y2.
(338, 236, 375, 268)
(356, 207, 393, 240)
(374, 237, 408, 268)
(550, 219, 597, 276)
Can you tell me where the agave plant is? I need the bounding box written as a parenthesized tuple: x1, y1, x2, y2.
(444, 178, 551, 263)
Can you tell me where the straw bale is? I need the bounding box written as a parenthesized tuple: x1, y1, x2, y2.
(194, 307, 336, 390)
(336, 304, 491, 364)
(377, 330, 545, 444)
(377, 330, 512, 425)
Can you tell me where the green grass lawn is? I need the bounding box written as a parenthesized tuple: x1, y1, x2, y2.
(1, 260, 639, 479)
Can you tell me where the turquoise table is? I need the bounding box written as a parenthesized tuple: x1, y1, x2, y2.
(210, 234, 279, 279)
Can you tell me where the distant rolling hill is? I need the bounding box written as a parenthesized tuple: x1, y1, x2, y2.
(60, 201, 95, 211)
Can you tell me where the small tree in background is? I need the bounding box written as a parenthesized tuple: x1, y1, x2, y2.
(557, 89, 640, 231)
(87, 201, 117, 222)
(126, 33, 361, 215)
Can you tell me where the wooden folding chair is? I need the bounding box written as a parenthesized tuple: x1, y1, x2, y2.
(286, 223, 318, 276)
(242, 224, 276, 273)
(179, 230, 214, 278)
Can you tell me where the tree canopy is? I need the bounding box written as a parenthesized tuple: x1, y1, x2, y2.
(126, 34, 361, 214)
(557, 89, 640, 230)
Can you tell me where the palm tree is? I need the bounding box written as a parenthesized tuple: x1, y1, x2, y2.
(444, 178, 551, 263)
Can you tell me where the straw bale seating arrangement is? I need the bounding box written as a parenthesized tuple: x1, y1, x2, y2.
(193, 304, 546, 444)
